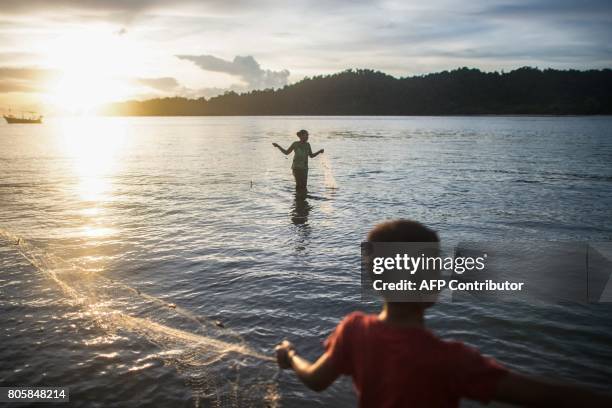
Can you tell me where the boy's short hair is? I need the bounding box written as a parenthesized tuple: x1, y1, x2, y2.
(367, 219, 439, 243)
(367, 220, 440, 306)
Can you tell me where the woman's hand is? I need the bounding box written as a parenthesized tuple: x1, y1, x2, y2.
(318, 149, 324, 155)
(272, 143, 279, 148)
(275, 340, 296, 369)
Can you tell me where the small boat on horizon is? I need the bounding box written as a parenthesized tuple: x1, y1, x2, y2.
(3, 110, 43, 124)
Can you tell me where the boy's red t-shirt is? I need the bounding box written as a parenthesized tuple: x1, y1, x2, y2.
(324, 312, 508, 408)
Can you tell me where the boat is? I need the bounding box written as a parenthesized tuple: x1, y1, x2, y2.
(3, 110, 43, 124)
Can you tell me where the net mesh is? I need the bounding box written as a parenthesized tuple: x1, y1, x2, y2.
(319, 154, 338, 189)
(0, 228, 281, 408)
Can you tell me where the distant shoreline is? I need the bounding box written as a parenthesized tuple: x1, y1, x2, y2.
(99, 67, 612, 117)
(95, 114, 612, 118)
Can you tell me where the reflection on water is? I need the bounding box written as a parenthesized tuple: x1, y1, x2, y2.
(79, 207, 102, 217)
(58, 117, 126, 265)
(291, 193, 312, 253)
(80, 225, 116, 238)
(57, 117, 125, 203)
(291, 193, 311, 225)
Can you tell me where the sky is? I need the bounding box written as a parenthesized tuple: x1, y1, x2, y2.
(0, 0, 611, 113)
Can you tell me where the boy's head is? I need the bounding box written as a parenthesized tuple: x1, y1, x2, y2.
(296, 129, 309, 142)
(367, 219, 438, 243)
(367, 219, 440, 310)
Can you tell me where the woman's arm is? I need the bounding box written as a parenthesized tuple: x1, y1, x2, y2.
(494, 371, 612, 407)
(275, 340, 340, 392)
(309, 148, 324, 158)
(272, 142, 295, 155)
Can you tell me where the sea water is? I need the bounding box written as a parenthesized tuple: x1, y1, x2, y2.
(1, 116, 611, 407)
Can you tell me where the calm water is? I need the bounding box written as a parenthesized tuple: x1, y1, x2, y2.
(1, 116, 611, 407)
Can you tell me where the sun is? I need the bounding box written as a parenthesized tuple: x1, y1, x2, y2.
(44, 30, 137, 114)
(50, 71, 129, 114)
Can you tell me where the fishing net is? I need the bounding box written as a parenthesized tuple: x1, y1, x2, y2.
(319, 154, 338, 189)
(0, 229, 281, 408)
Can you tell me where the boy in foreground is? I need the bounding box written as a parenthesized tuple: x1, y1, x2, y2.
(275, 219, 611, 407)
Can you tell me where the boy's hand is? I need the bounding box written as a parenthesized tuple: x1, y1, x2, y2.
(319, 149, 324, 154)
(272, 143, 279, 148)
(275, 340, 295, 369)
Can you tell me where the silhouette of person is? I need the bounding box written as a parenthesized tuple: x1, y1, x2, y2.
(273, 130, 324, 192)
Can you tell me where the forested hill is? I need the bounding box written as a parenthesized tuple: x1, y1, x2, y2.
(101, 67, 612, 116)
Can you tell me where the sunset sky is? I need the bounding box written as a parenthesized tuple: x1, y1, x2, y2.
(1, 0, 611, 113)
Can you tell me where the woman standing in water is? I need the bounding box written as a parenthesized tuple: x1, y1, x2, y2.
(273, 129, 324, 192)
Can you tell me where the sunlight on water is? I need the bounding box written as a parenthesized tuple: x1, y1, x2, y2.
(79, 207, 102, 217)
(80, 226, 116, 238)
(56, 117, 125, 202)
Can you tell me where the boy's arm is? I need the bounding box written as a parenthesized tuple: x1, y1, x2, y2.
(494, 371, 612, 407)
(272, 142, 295, 155)
(275, 340, 340, 392)
(288, 350, 340, 392)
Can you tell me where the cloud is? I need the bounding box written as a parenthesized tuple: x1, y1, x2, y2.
(135, 77, 180, 92)
(0, 0, 262, 23)
(131, 76, 232, 99)
(177, 54, 290, 90)
(0, 67, 60, 93)
(480, 0, 612, 19)
(0, 80, 37, 93)
(0, 52, 41, 65)
(0, 67, 58, 80)
(0, 0, 198, 25)
(0, 1, 169, 15)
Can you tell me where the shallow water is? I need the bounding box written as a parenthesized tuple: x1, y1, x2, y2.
(1, 116, 611, 407)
